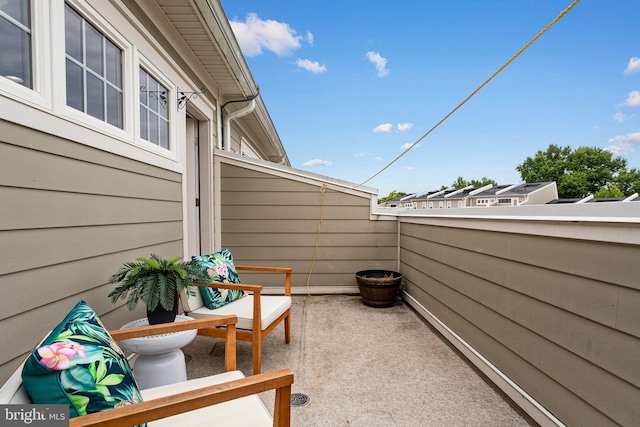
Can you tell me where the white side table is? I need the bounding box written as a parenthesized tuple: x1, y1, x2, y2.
(118, 315, 197, 389)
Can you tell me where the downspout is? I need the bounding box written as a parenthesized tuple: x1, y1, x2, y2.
(221, 88, 260, 152)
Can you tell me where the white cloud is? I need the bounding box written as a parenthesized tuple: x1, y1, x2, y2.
(296, 58, 327, 74)
(624, 57, 640, 75)
(607, 131, 640, 155)
(373, 123, 393, 133)
(397, 123, 413, 132)
(624, 91, 640, 107)
(614, 112, 634, 123)
(374, 157, 383, 161)
(355, 152, 371, 157)
(403, 166, 415, 171)
(306, 31, 314, 46)
(365, 51, 390, 78)
(302, 158, 332, 167)
(401, 142, 420, 151)
(230, 13, 302, 57)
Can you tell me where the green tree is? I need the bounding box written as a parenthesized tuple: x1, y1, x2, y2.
(594, 186, 624, 198)
(615, 168, 640, 196)
(450, 176, 497, 189)
(517, 145, 631, 198)
(378, 190, 407, 204)
(469, 177, 497, 188)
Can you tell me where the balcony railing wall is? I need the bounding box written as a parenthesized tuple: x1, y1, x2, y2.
(395, 210, 640, 427)
(217, 156, 398, 293)
(217, 154, 640, 427)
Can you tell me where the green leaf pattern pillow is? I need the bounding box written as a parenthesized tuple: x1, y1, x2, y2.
(192, 249, 246, 309)
(22, 301, 143, 420)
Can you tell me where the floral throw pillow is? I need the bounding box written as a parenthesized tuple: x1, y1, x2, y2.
(21, 300, 143, 420)
(192, 249, 246, 309)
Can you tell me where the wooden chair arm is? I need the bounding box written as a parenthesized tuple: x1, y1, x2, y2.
(235, 265, 292, 274)
(69, 368, 294, 427)
(234, 265, 292, 296)
(108, 316, 237, 340)
(109, 316, 237, 372)
(200, 281, 263, 293)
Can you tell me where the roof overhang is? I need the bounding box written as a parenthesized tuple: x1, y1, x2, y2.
(132, 0, 289, 165)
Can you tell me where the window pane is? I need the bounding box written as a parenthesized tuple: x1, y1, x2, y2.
(148, 78, 158, 111)
(140, 105, 148, 139)
(66, 59, 83, 111)
(86, 72, 104, 120)
(149, 112, 159, 145)
(85, 24, 103, 76)
(106, 85, 122, 128)
(0, 15, 31, 87)
(105, 41, 121, 86)
(158, 94, 168, 119)
(0, 0, 30, 26)
(139, 68, 147, 105)
(64, 5, 82, 62)
(159, 119, 169, 149)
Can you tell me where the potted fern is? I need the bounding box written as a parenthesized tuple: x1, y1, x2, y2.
(107, 254, 211, 324)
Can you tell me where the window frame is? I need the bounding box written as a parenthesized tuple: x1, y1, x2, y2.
(136, 54, 176, 156)
(138, 66, 170, 150)
(59, 0, 127, 133)
(54, 0, 133, 141)
(0, 0, 51, 108)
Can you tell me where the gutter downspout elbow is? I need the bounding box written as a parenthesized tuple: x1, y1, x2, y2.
(223, 98, 256, 152)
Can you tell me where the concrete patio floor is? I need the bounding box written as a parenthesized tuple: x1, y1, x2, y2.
(183, 295, 532, 426)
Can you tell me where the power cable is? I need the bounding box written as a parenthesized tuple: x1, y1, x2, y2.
(352, 0, 581, 190)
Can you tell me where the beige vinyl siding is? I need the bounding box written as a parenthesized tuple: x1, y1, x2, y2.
(0, 121, 184, 382)
(218, 159, 398, 292)
(399, 218, 640, 426)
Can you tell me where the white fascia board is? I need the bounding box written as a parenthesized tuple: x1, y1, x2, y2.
(445, 185, 473, 198)
(576, 195, 595, 204)
(427, 189, 446, 199)
(495, 183, 519, 195)
(469, 184, 494, 196)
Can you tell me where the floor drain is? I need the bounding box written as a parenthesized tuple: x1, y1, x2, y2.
(291, 393, 310, 407)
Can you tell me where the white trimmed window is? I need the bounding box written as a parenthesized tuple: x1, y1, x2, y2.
(65, 3, 123, 128)
(0, 0, 32, 88)
(139, 67, 169, 149)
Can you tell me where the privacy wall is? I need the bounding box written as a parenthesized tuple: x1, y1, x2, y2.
(398, 213, 640, 427)
(217, 157, 398, 293)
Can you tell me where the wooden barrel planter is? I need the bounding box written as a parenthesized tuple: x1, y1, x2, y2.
(355, 270, 403, 308)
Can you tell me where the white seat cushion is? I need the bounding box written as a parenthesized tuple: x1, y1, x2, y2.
(142, 370, 272, 427)
(189, 295, 291, 331)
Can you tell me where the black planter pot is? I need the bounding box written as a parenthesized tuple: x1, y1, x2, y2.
(355, 270, 402, 308)
(146, 300, 178, 325)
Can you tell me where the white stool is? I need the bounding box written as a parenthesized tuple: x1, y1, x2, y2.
(118, 315, 197, 389)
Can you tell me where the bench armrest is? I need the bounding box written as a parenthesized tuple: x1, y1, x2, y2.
(69, 368, 294, 427)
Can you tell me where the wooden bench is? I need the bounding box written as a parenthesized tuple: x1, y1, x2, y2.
(0, 316, 293, 427)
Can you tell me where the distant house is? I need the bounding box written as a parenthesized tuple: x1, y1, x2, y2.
(380, 182, 559, 209)
(469, 182, 558, 207)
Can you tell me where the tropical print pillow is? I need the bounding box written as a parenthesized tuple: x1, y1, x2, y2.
(21, 300, 143, 421)
(192, 249, 246, 309)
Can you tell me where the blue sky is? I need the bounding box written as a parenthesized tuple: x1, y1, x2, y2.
(221, 0, 640, 197)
